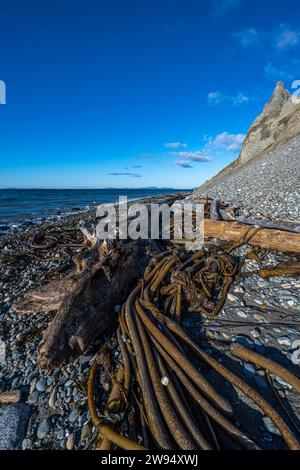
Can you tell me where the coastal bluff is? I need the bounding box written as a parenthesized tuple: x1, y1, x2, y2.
(195, 81, 300, 194)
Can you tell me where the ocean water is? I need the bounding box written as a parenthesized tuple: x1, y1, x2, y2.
(0, 188, 188, 230)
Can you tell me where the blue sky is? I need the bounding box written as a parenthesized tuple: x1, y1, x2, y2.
(0, 0, 299, 189)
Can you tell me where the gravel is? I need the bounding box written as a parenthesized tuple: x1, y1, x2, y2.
(195, 137, 300, 222)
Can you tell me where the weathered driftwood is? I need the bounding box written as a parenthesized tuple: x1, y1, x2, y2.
(13, 247, 101, 314)
(235, 216, 300, 234)
(13, 240, 153, 369)
(204, 220, 300, 254)
(218, 207, 236, 221)
(38, 240, 153, 369)
(210, 199, 220, 221)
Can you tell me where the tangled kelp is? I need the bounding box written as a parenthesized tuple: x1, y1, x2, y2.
(87, 248, 300, 451)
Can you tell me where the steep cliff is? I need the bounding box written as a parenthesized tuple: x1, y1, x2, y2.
(196, 81, 300, 193)
(239, 81, 299, 164)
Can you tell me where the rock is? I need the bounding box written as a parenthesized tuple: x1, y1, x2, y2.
(227, 294, 239, 302)
(21, 438, 31, 450)
(80, 423, 92, 442)
(222, 332, 230, 340)
(243, 363, 256, 378)
(291, 349, 300, 366)
(0, 404, 31, 449)
(66, 432, 75, 450)
(37, 418, 50, 439)
(27, 391, 39, 404)
(161, 376, 169, 386)
(102, 382, 110, 392)
(237, 310, 247, 319)
(68, 408, 79, 424)
(0, 390, 21, 404)
(263, 416, 281, 436)
(234, 286, 244, 294)
(253, 314, 265, 322)
(46, 375, 55, 386)
(250, 328, 261, 339)
(79, 355, 93, 365)
(277, 336, 292, 347)
(274, 377, 292, 390)
(49, 390, 57, 408)
(35, 378, 47, 392)
(278, 390, 286, 399)
(291, 340, 300, 350)
(206, 330, 215, 338)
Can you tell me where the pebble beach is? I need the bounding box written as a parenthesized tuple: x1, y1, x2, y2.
(1, 186, 300, 449)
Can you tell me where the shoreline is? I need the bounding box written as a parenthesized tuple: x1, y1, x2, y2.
(0, 189, 191, 235)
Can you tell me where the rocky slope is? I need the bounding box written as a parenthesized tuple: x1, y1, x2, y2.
(194, 136, 300, 222)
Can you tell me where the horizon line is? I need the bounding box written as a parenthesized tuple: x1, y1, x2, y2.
(0, 186, 192, 191)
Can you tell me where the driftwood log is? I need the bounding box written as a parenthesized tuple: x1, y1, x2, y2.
(235, 216, 300, 234)
(204, 220, 300, 254)
(13, 240, 154, 369)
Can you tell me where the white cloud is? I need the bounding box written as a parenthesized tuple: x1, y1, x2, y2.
(234, 24, 300, 51)
(276, 28, 300, 50)
(212, 0, 241, 16)
(108, 172, 142, 178)
(232, 92, 250, 105)
(176, 160, 193, 168)
(234, 28, 260, 47)
(164, 142, 187, 149)
(207, 91, 250, 106)
(208, 132, 245, 153)
(168, 150, 212, 169)
(207, 91, 223, 104)
(169, 151, 212, 162)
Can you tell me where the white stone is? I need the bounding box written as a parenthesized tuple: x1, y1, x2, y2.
(237, 310, 248, 319)
(277, 336, 292, 347)
(263, 416, 281, 436)
(227, 294, 239, 302)
(161, 376, 169, 386)
(291, 349, 300, 366)
(291, 340, 300, 350)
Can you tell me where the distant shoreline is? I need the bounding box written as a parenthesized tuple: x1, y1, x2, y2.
(0, 188, 191, 232)
(0, 189, 191, 235)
